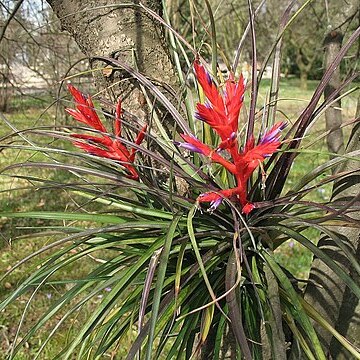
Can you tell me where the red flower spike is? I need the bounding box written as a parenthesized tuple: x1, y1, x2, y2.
(66, 84, 107, 133)
(195, 103, 227, 133)
(217, 132, 237, 151)
(237, 121, 287, 180)
(242, 203, 255, 214)
(115, 98, 122, 137)
(198, 187, 239, 202)
(182, 62, 286, 214)
(71, 133, 112, 148)
(259, 121, 287, 146)
(194, 61, 226, 117)
(224, 74, 245, 131)
(66, 85, 146, 180)
(197, 186, 254, 214)
(194, 60, 245, 145)
(198, 188, 238, 212)
(178, 120, 285, 214)
(135, 124, 148, 146)
(130, 124, 147, 162)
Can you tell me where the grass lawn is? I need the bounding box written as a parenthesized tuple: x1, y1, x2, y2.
(0, 78, 358, 358)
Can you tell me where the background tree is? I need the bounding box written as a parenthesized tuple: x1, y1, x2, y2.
(0, 1, 26, 111)
(303, 117, 360, 359)
(0, 0, 83, 112)
(322, 1, 358, 157)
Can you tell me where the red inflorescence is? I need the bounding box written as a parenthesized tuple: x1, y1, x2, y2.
(178, 61, 286, 214)
(66, 84, 147, 180)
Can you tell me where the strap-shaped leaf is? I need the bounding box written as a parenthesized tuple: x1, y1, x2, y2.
(261, 250, 326, 360)
(145, 212, 182, 359)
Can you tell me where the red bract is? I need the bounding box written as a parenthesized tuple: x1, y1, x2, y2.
(178, 61, 286, 214)
(66, 84, 147, 180)
(194, 60, 245, 148)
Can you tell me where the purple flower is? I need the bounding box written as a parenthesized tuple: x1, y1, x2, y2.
(260, 122, 287, 145)
(209, 197, 223, 212)
(174, 135, 204, 154)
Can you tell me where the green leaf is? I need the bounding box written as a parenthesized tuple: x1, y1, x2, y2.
(301, 297, 360, 358)
(60, 235, 167, 358)
(0, 211, 128, 223)
(267, 225, 360, 299)
(261, 250, 326, 360)
(187, 205, 228, 320)
(145, 212, 182, 360)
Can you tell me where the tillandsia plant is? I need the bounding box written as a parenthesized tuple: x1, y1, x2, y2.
(0, 3, 359, 360)
(177, 60, 287, 214)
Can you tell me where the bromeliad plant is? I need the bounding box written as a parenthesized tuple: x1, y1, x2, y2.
(1, 5, 359, 360)
(177, 61, 286, 214)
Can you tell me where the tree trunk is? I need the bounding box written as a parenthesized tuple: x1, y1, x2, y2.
(299, 70, 308, 91)
(324, 30, 344, 158)
(0, 38, 12, 112)
(322, 0, 358, 160)
(295, 47, 313, 91)
(46, 0, 178, 119)
(303, 118, 360, 358)
(301, 5, 359, 357)
(0, 74, 11, 112)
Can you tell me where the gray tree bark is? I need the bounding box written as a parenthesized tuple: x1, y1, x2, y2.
(324, 30, 344, 158)
(46, 0, 178, 119)
(323, 1, 358, 159)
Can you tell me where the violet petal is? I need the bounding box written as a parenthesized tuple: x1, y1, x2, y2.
(175, 141, 203, 154)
